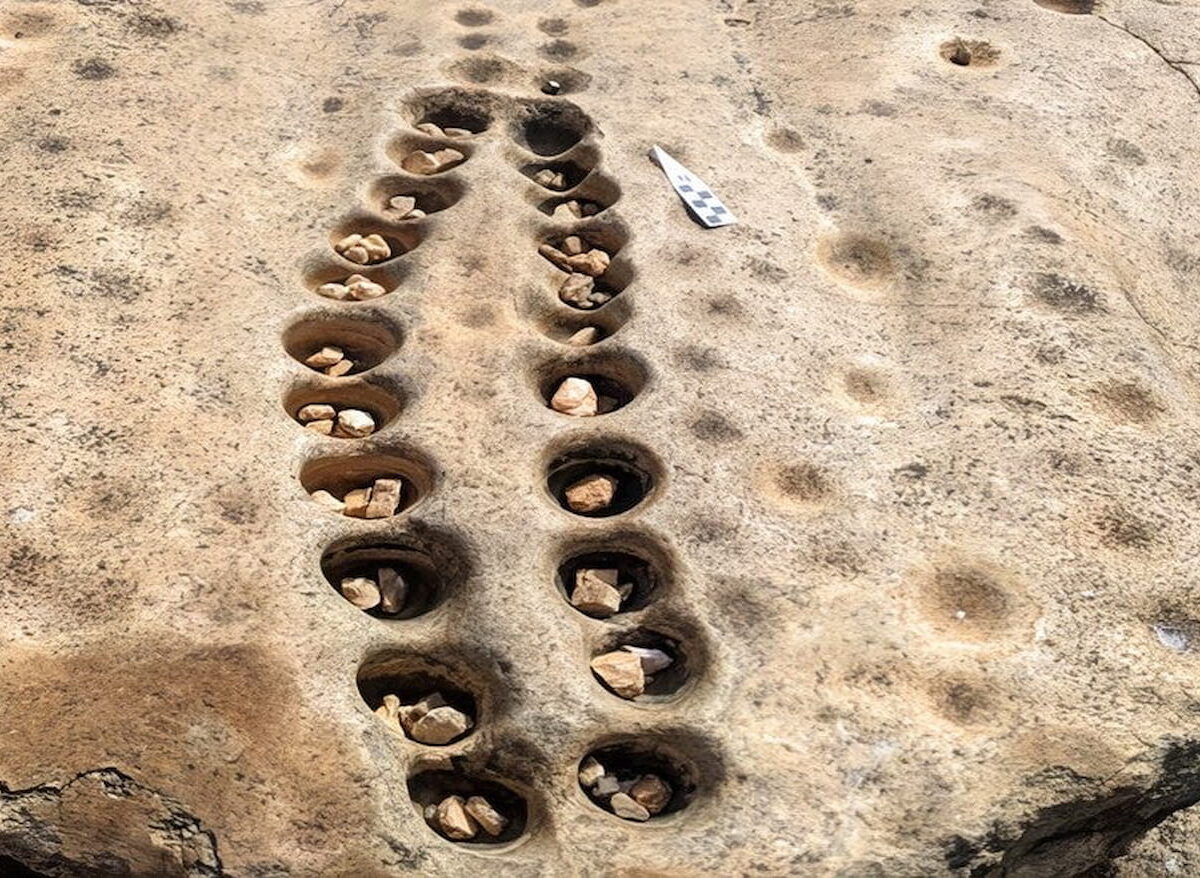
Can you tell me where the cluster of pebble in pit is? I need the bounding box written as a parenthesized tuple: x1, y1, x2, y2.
(280, 37, 706, 844)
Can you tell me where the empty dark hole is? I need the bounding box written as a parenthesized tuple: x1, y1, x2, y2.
(593, 629, 688, 699)
(579, 742, 695, 818)
(357, 667, 477, 738)
(522, 159, 593, 191)
(408, 770, 528, 844)
(547, 458, 651, 517)
(321, 544, 448, 619)
(0, 855, 52, 878)
(541, 373, 635, 414)
(418, 104, 490, 134)
(556, 550, 658, 615)
(514, 105, 589, 156)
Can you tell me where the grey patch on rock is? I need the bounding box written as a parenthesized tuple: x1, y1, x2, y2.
(1031, 273, 1103, 313)
(1105, 137, 1147, 166)
(0, 768, 224, 877)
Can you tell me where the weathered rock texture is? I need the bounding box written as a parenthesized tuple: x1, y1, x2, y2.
(2, 0, 1200, 875)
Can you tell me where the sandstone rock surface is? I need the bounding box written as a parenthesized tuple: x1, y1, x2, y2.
(2, 0, 1199, 875)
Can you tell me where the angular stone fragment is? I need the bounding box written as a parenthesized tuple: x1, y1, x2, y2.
(408, 208, 426, 218)
(464, 796, 507, 836)
(325, 359, 354, 377)
(590, 650, 646, 698)
(340, 576, 381, 609)
(360, 234, 391, 262)
(316, 282, 351, 300)
(397, 691, 448, 733)
(305, 346, 345, 368)
(343, 487, 372, 518)
(304, 419, 334, 435)
(345, 274, 386, 300)
(443, 126, 473, 138)
(630, 775, 672, 815)
(578, 756, 605, 788)
(373, 693, 402, 729)
(564, 473, 618, 513)
(552, 200, 582, 221)
(610, 792, 651, 821)
(410, 705, 474, 745)
(593, 774, 619, 796)
(364, 478, 402, 518)
(566, 326, 600, 346)
(622, 645, 673, 675)
(562, 235, 584, 256)
(377, 566, 408, 615)
(550, 376, 598, 417)
(388, 195, 417, 217)
(415, 122, 443, 137)
(297, 403, 336, 422)
(533, 168, 566, 189)
(572, 568, 623, 617)
(402, 148, 465, 175)
(435, 795, 478, 840)
(559, 272, 596, 308)
(310, 489, 345, 513)
(568, 249, 610, 277)
(335, 408, 376, 438)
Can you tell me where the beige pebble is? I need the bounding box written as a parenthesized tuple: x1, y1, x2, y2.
(415, 122, 443, 136)
(408, 208, 426, 218)
(345, 274, 386, 300)
(568, 249, 610, 277)
(533, 168, 566, 189)
(559, 272, 596, 308)
(310, 489, 345, 513)
(564, 473, 618, 513)
(377, 566, 408, 615)
(316, 282, 351, 300)
(343, 245, 370, 264)
(590, 650, 645, 698)
(566, 326, 600, 346)
(550, 376, 598, 417)
(364, 478, 402, 518)
(343, 487, 372, 518)
(304, 419, 334, 435)
(610, 791, 650, 822)
(572, 568, 623, 617)
(361, 234, 391, 261)
(562, 235, 585, 256)
(297, 403, 336, 422)
(630, 775, 672, 815)
(552, 201, 580, 221)
(388, 195, 417, 216)
(402, 148, 465, 175)
(325, 359, 354, 377)
(335, 408, 376, 438)
(578, 756, 605, 788)
(340, 576, 381, 609)
(305, 346, 345, 368)
(410, 705, 474, 745)
(443, 126, 473, 138)
(373, 693, 402, 729)
(398, 691, 448, 734)
(593, 774, 620, 796)
(464, 796, 507, 836)
(435, 795, 478, 840)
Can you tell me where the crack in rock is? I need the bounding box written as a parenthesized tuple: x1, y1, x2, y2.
(1096, 14, 1200, 101)
(0, 768, 224, 878)
(946, 740, 1200, 877)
